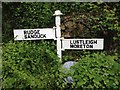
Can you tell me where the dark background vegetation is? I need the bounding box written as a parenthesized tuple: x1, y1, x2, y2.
(2, 2, 120, 89)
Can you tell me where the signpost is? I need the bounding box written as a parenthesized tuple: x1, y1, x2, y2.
(53, 10, 63, 61)
(13, 10, 104, 62)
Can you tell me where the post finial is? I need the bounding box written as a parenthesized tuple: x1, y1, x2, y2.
(53, 10, 63, 16)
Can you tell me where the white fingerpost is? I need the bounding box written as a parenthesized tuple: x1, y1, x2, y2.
(53, 10, 63, 62)
(13, 10, 104, 63)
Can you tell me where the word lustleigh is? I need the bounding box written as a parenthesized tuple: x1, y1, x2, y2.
(70, 40, 98, 49)
(70, 40, 97, 45)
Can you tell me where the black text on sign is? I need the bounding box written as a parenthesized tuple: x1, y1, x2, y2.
(62, 39, 104, 50)
(14, 28, 55, 40)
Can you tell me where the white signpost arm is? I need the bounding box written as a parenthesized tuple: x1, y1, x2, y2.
(53, 10, 63, 62)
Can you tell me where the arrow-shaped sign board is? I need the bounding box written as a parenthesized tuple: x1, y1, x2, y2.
(14, 28, 55, 40)
(62, 39, 104, 50)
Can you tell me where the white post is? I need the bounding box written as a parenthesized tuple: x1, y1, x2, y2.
(53, 10, 63, 62)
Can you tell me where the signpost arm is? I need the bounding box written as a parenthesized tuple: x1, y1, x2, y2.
(53, 10, 63, 62)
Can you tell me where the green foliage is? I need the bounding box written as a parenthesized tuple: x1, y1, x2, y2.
(3, 2, 120, 40)
(2, 42, 120, 89)
(70, 52, 120, 88)
(2, 41, 66, 89)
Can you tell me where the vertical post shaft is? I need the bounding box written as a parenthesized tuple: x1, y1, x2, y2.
(53, 10, 63, 62)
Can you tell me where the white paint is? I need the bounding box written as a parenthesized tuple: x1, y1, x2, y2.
(14, 28, 55, 40)
(53, 10, 63, 62)
(62, 39, 104, 50)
